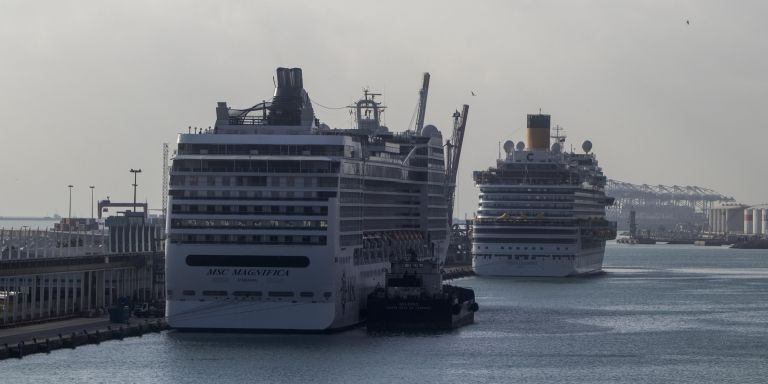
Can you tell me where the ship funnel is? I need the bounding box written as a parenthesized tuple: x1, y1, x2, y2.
(275, 67, 303, 96)
(526, 113, 550, 150)
(269, 67, 307, 126)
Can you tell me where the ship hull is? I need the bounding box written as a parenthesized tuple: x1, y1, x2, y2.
(165, 242, 386, 331)
(366, 285, 476, 331)
(472, 246, 605, 277)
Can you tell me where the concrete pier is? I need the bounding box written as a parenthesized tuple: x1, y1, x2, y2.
(0, 224, 164, 328)
(0, 317, 168, 360)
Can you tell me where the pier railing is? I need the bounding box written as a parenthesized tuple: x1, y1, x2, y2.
(0, 226, 164, 260)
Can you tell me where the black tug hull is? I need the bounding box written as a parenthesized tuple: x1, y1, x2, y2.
(366, 285, 477, 331)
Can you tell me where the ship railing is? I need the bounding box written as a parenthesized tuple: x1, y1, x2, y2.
(474, 177, 582, 186)
(172, 167, 338, 174)
(228, 116, 268, 125)
(472, 217, 614, 227)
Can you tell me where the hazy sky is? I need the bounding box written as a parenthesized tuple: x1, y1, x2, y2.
(1, 0, 766, 218)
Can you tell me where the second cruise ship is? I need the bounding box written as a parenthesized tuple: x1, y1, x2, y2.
(165, 68, 466, 331)
(471, 114, 616, 277)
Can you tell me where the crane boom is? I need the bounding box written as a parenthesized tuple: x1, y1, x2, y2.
(446, 104, 469, 226)
(414, 72, 430, 134)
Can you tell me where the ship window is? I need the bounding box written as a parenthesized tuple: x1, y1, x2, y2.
(182, 290, 195, 296)
(202, 290, 227, 296)
(300, 292, 314, 298)
(233, 291, 262, 297)
(186, 255, 310, 268)
(268, 291, 294, 297)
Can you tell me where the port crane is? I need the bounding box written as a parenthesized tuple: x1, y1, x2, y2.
(411, 71, 469, 227)
(445, 105, 469, 227)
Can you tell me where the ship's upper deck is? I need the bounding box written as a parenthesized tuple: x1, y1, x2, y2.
(178, 67, 444, 167)
(474, 148, 607, 189)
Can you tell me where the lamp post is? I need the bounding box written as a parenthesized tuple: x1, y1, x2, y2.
(89, 186, 95, 219)
(67, 185, 74, 220)
(130, 169, 142, 213)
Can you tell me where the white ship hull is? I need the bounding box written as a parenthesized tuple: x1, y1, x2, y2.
(470, 112, 615, 278)
(164, 68, 453, 331)
(472, 246, 605, 277)
(166, 242, 388, 331)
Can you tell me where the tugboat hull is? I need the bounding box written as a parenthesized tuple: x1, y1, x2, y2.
(367, 285, 477, 331)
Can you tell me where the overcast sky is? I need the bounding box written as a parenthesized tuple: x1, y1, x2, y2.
(1, 0, 766, 218)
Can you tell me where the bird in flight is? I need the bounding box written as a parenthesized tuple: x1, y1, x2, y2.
(686, 20, 690, 25)
(471, 91, 476, 96)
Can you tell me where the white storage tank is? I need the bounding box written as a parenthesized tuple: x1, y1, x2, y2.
(744, 209, 753, 235)
(763, 208, 768, 236)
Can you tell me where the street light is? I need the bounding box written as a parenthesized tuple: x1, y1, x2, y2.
(67, 185, 74, 220)
(89, 186, 95, 219)
(130, 169, 142, 213)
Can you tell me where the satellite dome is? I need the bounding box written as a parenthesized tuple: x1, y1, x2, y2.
(551, 142, 561, 153)
(503, 140, 515, 154)
(582, 140, 593, 153)
(421, 124, 441, 138)
(515, 141, 525, 151)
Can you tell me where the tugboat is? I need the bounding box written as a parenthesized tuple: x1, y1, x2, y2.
(366, 253, 478, 331)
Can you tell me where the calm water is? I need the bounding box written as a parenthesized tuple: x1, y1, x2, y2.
(3, 244, 768, 383)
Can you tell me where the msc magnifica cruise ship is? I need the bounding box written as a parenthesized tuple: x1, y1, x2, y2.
(165, 68, 464, 331)
(471, 114, 616, 277)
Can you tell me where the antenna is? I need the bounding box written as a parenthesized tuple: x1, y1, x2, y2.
(551, 124, 566, 143)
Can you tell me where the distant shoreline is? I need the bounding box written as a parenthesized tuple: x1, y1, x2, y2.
(0, 217, 60, 221)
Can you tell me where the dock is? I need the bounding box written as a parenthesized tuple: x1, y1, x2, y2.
(1, 218, 164, 329)
(0, 316, 168, 360)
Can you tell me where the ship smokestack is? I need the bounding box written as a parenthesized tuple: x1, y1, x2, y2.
(269, 67, 305, 125)
(526, 113, 550, 150)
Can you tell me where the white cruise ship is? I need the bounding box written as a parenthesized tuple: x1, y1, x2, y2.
(165, 68, 461, 331)
(471, 114, 616, 277)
